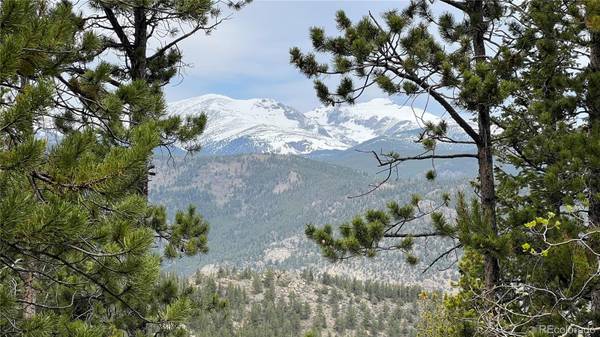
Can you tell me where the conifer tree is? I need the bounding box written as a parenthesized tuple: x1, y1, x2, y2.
(584, 3, 600, 333)
(291, 0, 598, 334)
(315, 304, 327, 328)
(52, 0, 250, 195)
(293, 0, 514, 300)
(252, 274, 263, 294)
(481, 1, 600, 335)
(0, 0, 211, 335)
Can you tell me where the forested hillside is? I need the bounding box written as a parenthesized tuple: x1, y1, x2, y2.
(150, 153, 464, 287)
(188, 268, 423, 337)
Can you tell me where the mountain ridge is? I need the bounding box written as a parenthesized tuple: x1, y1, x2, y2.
(151, 153, 463, 288)
(168, 94, 469, 156)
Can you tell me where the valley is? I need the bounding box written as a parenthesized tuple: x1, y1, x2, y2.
(151, 153, 466, 288)
(150, 93, 478, 289)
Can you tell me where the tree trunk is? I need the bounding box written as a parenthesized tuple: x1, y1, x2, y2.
(19, 75, 37, 320)
(132, 6, 150, 197)
(132, 6, 148, 82)
(470, 0, 500, 297)
(478, 128, 500, 293)
(589, 32, 600, 237)
(588, 28, 600, 337)
(21, 270, 36, 319)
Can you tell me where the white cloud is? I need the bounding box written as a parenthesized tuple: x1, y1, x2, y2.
(165, 1, 447, 114)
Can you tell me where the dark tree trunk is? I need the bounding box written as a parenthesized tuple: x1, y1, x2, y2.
(589, 33, 600, 235)
(132, 6, 150, 197)
(478, 131, 500, 292)
(132, 6, 148, 82)
(470, 0, 500, 297)
(588, 28, 600, 337)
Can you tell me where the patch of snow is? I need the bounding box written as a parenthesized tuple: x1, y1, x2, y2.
(168, 94, 467, 155)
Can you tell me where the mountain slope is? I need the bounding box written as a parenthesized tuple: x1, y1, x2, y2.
(304, 98, 440, 146)
(150, 153, 463, 288)
(167, 94, 471, 157)
(168, 94, 347, 155)
(159, 95, 475, 288)
(188, 268, 423, 337)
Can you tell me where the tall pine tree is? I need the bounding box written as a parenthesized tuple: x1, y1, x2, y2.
(52, 0, 250, 196)
(293, 0, 516, 300)
(487, 0, 600, 334)
(0, 1, 210, 335)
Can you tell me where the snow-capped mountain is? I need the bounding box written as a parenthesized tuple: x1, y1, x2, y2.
(168, 94, 462, 155)
(168, 94, 347, 155)
(305, 98, 441, 146)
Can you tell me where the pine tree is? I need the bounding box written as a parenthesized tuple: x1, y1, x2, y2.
(0, 0, 211, 335)
(294, 0, 518, 301)
(51, 0, 250, 196)
(583, 3, 600, 333)
(368, 1, 600, 335)
(315, 304, 327, 329)
(485, 1, 600, 335)
(290, 0, 600, 335)
(252, 274, 263, 294)
(345, 303, 357, 330)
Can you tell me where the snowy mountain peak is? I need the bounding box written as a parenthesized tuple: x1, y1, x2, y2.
(304, 98, 441, 145)
(168, 94, 456, 155)
(169, 94, 346, 155)
(306, 97, 438, 121)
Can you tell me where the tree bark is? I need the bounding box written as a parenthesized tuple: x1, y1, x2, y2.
(21, 270, 36, 319)
(589, 33, 600, 234)
(478, 129, 500, 292)
(132, 6, 148, 82)
(588, 27, 600, 337)
(470, 0, 500, 297)
(132, 6, 150, 197)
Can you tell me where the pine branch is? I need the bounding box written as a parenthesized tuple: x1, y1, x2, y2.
(439, 0, 466, 11)
(101, 6, 133, 57)
(147, 17, 228, 62)
(366, 12, 482, 144)
(422, 243, 463, 274)
(387, 67, 482, 144)
(384, 232, 443, 238)
(368, 150, 478, 167)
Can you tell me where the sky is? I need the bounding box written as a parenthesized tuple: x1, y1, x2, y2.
(163, 0, 442, 113)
